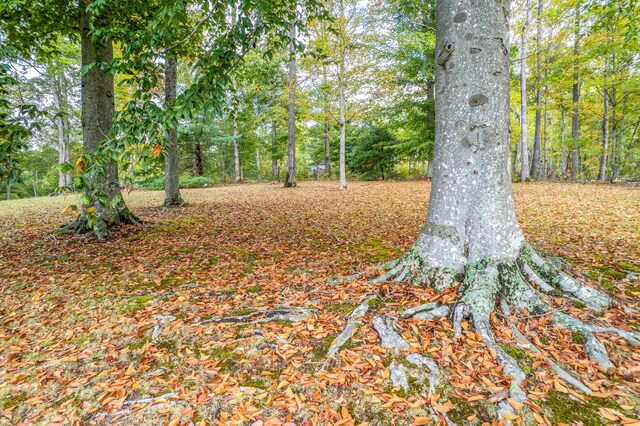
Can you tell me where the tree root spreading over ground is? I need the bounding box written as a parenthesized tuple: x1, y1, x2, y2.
(323, 243, 640, 424)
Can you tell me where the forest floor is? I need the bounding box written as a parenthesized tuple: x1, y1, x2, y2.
(1, 181, 640, 426)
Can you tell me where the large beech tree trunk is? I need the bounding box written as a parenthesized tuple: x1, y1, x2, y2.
(163, 56, 183, 206)
(418, 0, 523, 283)
(79, 5, 137, 236)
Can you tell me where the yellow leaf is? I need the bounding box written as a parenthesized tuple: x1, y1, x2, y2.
(502, 413, 520, 421)
(508, 398, 524, 410)
(414, 417, 431, 425)
(598, 408, 619, 421)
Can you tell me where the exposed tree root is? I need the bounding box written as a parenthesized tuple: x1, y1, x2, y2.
(192, 307, 309, 327)
(369, 246, 458, 291)
(58, 208, 141, 239)
(500, 300, 593, 395)
(373, 315, 410, 352)
(322, 244, 639, 424)
(327, 296, 376, 356)
(519, 245, 611, 311)
(91, 392, 179, 422)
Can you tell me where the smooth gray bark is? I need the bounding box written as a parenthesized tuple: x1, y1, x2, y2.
(570, 4, 580, 181)
(560, 108, 567, 173)
(519, 0, 531, 181)
(599, 74, 609, 182)
(80, 6, 136, 234)
(255, 148, 260, 176)
(233, 110, 241, 182)
(284, 20, 297, 188)
(271, 121, 278, 179)
(163, 56, 183, 206)
(542, 86, 547, 177)
(337, 0, 347, 190)
(51, 72, 72, 190)
(416, 0, 524, 272)
(611, 96, 626, 181)
(323, 66, 332, 177)
(530, 0, 542, 179)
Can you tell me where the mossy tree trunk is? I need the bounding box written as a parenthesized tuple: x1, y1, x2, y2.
(79, 5, 138, 236)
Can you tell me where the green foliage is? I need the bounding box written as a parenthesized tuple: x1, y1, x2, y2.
(138, 175, 215, 190)
(0, 47, 41, 195)
(348, 125, 396, 180)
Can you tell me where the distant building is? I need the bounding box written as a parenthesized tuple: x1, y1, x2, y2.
(310, 164, 327, 179)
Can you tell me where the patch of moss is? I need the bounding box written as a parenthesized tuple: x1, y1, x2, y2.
(618, 262, 640, 273)
(446, 396, 495, 425)
(588, 265, 628, 280)
(178, 247, 196, 254)
(367, 298, 385, 310)
(497, 343, 532, 374)
(246, 284, 262, 293)
(0, 393, 28, 410)
(208, 347, 243, 373)
(119, 296, 153, 313)
(326, 303, 355, 315)
(240, 377, 270, 389)
(572, 331, 586, 345)
(543, 390, 621, 426)
(311, 335, 352, 361)
(627, 320, 640, 331)
(231, 307, 256, 316)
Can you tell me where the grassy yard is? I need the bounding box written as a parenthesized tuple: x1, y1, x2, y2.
(1, 181, 639, 425)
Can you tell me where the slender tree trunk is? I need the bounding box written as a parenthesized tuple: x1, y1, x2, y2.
(6, 184, 10, 201)
(560, 108, 567, 173)
(163, 56, 183, 206)
(193, 141, 203, 176)
(599, 81, 609, 182)
(80, 5, 137, 236)
(271, 121, 278, 180)
(52, 73, 72, 190)
(530, 0, 543, 179)
(322, 66, 332, 177)
(542, 87, 548, 178)
(338, 0, 348, 189)
(612, 97, 627, 181)
(221, 156, 226, 183)
(233, 110, 241, 182)
(338, 58, 347, 189)
(570, 4, 581, 181)
(284, 19, 297, 188)
(519, 0, 531, 181)
(255, 148, 260, 177)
